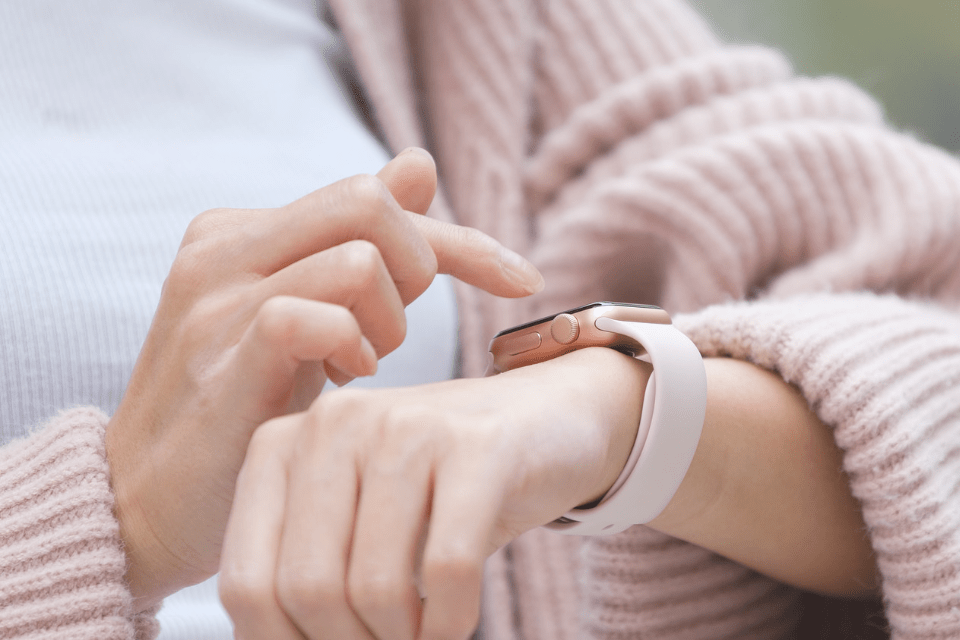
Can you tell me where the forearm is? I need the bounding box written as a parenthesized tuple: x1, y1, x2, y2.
(645, 357, 878, 598)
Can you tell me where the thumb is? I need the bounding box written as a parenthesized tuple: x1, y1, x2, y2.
(377, 147, 437, 215)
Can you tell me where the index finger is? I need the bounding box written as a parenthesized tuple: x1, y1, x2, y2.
(379, 149, 543, 297)
(418, 462, 501, 640)
(234, 180, 543, 301)
(379, 148, 543, 297)
(198, 157, 543, 302)
(408, 214, 544, 298)
(240, 175, 439, 306)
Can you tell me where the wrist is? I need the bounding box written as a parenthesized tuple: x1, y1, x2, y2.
(643, 358, 726, 534)
(566, 347, 652, 508)
(646, 358, 878, 597)
(105, 419, 199, 610)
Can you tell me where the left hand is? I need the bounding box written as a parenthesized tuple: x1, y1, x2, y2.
(218, 347, 650, 640)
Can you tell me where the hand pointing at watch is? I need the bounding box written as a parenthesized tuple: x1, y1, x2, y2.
(104, 147, 545, 609)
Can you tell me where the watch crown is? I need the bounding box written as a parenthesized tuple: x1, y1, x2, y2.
(550, 313, 580, 345)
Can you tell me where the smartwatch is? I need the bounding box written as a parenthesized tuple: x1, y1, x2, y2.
(487, 302, 707, 535)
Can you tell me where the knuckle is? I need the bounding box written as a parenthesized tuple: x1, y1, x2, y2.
(181, 208, 230, 245)
(347, 569, 407, 614)
(252, 296, 300, 346)
(247, 416, 292, 458)
(383, 405, 434, 440)
(165, 241, 210, 292)
(181, 210, 212, 246)
(367, 425, 431, 476)
(340, 240, 386, 287)
(344, 173, 393, 214)
(304, 389, 380, 450)
(218, 571, 273, 624)
(310, 387, 369, 423)
(276, 567, 345, 618)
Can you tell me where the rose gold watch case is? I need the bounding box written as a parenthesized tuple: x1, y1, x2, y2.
(488, 302, 671, 374)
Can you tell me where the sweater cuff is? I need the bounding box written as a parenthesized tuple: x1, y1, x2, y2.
(0, 408, 160, 640)
(675, 293, 960, 638)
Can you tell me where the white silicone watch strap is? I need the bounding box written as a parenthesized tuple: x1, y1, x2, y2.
(545, 318, 707, 535)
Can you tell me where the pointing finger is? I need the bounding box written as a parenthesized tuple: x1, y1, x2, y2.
(408, 214, 544, 298)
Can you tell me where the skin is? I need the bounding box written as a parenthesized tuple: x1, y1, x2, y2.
(105, 147, 546, 609)
(649, 357, 879, 598)
(217, 350, 878, 640)
(106, 149, 876, 636)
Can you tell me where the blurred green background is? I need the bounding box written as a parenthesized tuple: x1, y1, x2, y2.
(687, 0, 960, 153)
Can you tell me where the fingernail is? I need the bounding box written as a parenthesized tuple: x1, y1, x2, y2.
(386, 147, 415, 164)
(360, 335, 378, 376)
(399, 146, 427, 157)
(401, 146, 432, 161)
(500, 248, 545, 294)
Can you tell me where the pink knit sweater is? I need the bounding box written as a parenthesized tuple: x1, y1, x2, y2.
(2, 0, 959, 638)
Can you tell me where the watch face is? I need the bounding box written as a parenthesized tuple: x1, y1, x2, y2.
(487, 301, 669, 374)
(492, 302, 661, 338)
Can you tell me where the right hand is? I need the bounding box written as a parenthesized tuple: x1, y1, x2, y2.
(104, 148, 544, 608)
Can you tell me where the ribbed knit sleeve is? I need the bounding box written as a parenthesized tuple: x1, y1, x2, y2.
(673, 294, 960, 638)
(0, 408, 159, 640)
(525, 2, 960, 320)
(333, 0, 960, 637)
(576, 294, 960, 639)
(480, 0, 960, 635)
(579, 526, 801, 639)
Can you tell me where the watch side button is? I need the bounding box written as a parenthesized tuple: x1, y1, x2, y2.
(504, 331, 542, 355)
